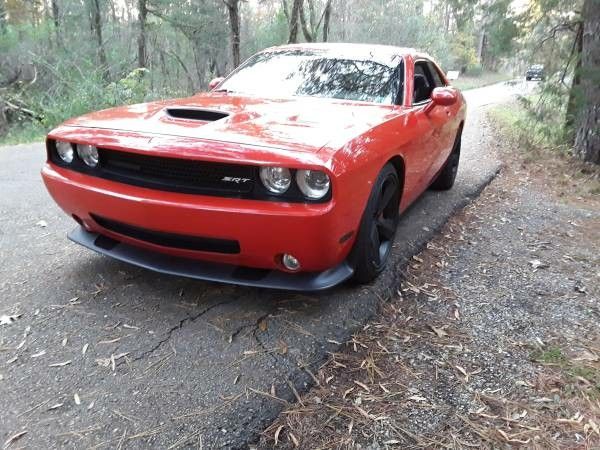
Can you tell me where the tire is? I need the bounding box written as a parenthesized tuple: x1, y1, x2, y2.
(351, 163, 401, 283)
(526, 76, 531, 81)
(430, 129, 461, 191)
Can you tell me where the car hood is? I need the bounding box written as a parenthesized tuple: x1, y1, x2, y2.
(62, 93, 399, 154)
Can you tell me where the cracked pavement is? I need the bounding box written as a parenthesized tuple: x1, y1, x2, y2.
(0, 82, 523, 448)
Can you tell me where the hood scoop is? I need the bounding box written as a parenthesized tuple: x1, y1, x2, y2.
(165, 108, 229, 122)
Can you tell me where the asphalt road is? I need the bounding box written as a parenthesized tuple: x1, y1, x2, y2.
(0, 81, 523, 449)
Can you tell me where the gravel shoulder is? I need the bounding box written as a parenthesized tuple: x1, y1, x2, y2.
(258, 113, 600, 449)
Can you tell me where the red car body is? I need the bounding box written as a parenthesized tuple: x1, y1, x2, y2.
(42, 44, 466, 290)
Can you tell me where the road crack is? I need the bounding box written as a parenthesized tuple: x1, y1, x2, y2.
(132, 297, 240, 362)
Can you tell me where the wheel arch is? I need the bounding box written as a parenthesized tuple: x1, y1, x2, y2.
(386, 155, 406, 205)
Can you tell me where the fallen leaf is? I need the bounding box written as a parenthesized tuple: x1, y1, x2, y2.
(74, 393, 81, 405)
(31, 351, 46, 358)
(407, 395, 427, 402)
(289, 431, 299, 447)
(498, 429, 530, 444)
(354, 380, 370, 392)
(36, 220, 48, 228)
(0, 314, 21, 326)
(585, 419, 599, 436)
(342, 387, 354, 399)
(258, 319, 268, 332)
(274, 425, 284, 445)
(455, 365, 468, 380)
(48, 403, 63, 410)
(429, 325, 448, 338)
(573, 350, 598, 362)
(529, 259, 549, 270)
(49, 360, 71, 367)
(82, 343, 89, 355)
(3, 430, 27, 448)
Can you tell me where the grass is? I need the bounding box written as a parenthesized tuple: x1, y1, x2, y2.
(488, 100, 600, 203)
(451, 71, 513, 91)
(533, 346, 567, 364)
(0, 122, 46, 146)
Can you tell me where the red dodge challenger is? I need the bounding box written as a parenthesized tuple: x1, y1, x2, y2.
(42, 44, 466, 291)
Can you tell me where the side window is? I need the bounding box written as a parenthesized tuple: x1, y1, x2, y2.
(413, 62, 433, 103)
(427, 62, 446, 88)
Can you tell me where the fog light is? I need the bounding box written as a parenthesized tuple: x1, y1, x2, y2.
(282, 253, 301, 271)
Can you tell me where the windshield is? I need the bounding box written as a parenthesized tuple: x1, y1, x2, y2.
(219, 49, 403, 104)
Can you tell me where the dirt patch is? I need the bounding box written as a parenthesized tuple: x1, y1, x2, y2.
(256, 118, 600, 449)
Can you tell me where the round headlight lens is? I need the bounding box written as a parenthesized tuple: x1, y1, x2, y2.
(296, 170, 330, 199)
(260, 166, 291, 194)
(76, 144, 99, 167)
(56, 141, 73, 163)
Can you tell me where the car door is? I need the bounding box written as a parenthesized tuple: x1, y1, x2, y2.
(409, 60, 446, 188)
(425, 60, 458, 179)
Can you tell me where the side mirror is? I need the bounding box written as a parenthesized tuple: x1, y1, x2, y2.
(424, 87, 458, 114)
(208, 77, 225, 90)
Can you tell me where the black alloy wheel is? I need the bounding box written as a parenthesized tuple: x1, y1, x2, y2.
(352, 164, 401, 283)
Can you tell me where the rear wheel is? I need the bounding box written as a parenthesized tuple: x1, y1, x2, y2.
(430, 129, 461, 191)
(351, 164, 401, 283)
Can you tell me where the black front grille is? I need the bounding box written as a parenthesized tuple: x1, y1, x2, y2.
(99, 148, 255, 196)
(91, 214, 240, 254)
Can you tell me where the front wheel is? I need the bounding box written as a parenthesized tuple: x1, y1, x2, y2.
(351, 164, 401, 283)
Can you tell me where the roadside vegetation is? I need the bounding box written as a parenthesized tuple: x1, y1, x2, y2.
(1, 0, 597, 164)
(0, 0, 536, 145)
(451, 70, 512, 91)
(489, 96, 600, 200)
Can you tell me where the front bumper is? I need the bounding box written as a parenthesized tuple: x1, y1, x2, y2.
(69, 227, 354, 291)
(42, 162, 358, 276)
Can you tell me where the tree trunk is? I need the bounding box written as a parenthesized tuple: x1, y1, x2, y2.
(88, 0, 110, 81)
(137, 0, 147, 68)
(0, 0, 5, 33)
(299, 2, 314, 42)
(225, 0, 241, 68)
(444, 2, 451, 33)
(573, 0, 600, 164)
(287, 0, 302, 43)
(322, 0, 331, 42)
(51, 0, 60, 44)
(477, 29, 485, 65)
(566, 22, 583, 134)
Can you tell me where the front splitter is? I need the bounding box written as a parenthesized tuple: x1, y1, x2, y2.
(68, 226, 354, 291)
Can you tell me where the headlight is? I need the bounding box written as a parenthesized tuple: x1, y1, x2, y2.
(260, 166, 291, 194)
(76, 144, 99, 167)
(296, 169, 330, 199)
(55, 141, 73, 163)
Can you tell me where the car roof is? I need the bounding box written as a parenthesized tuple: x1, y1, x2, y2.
(260, 43, 432, 67)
